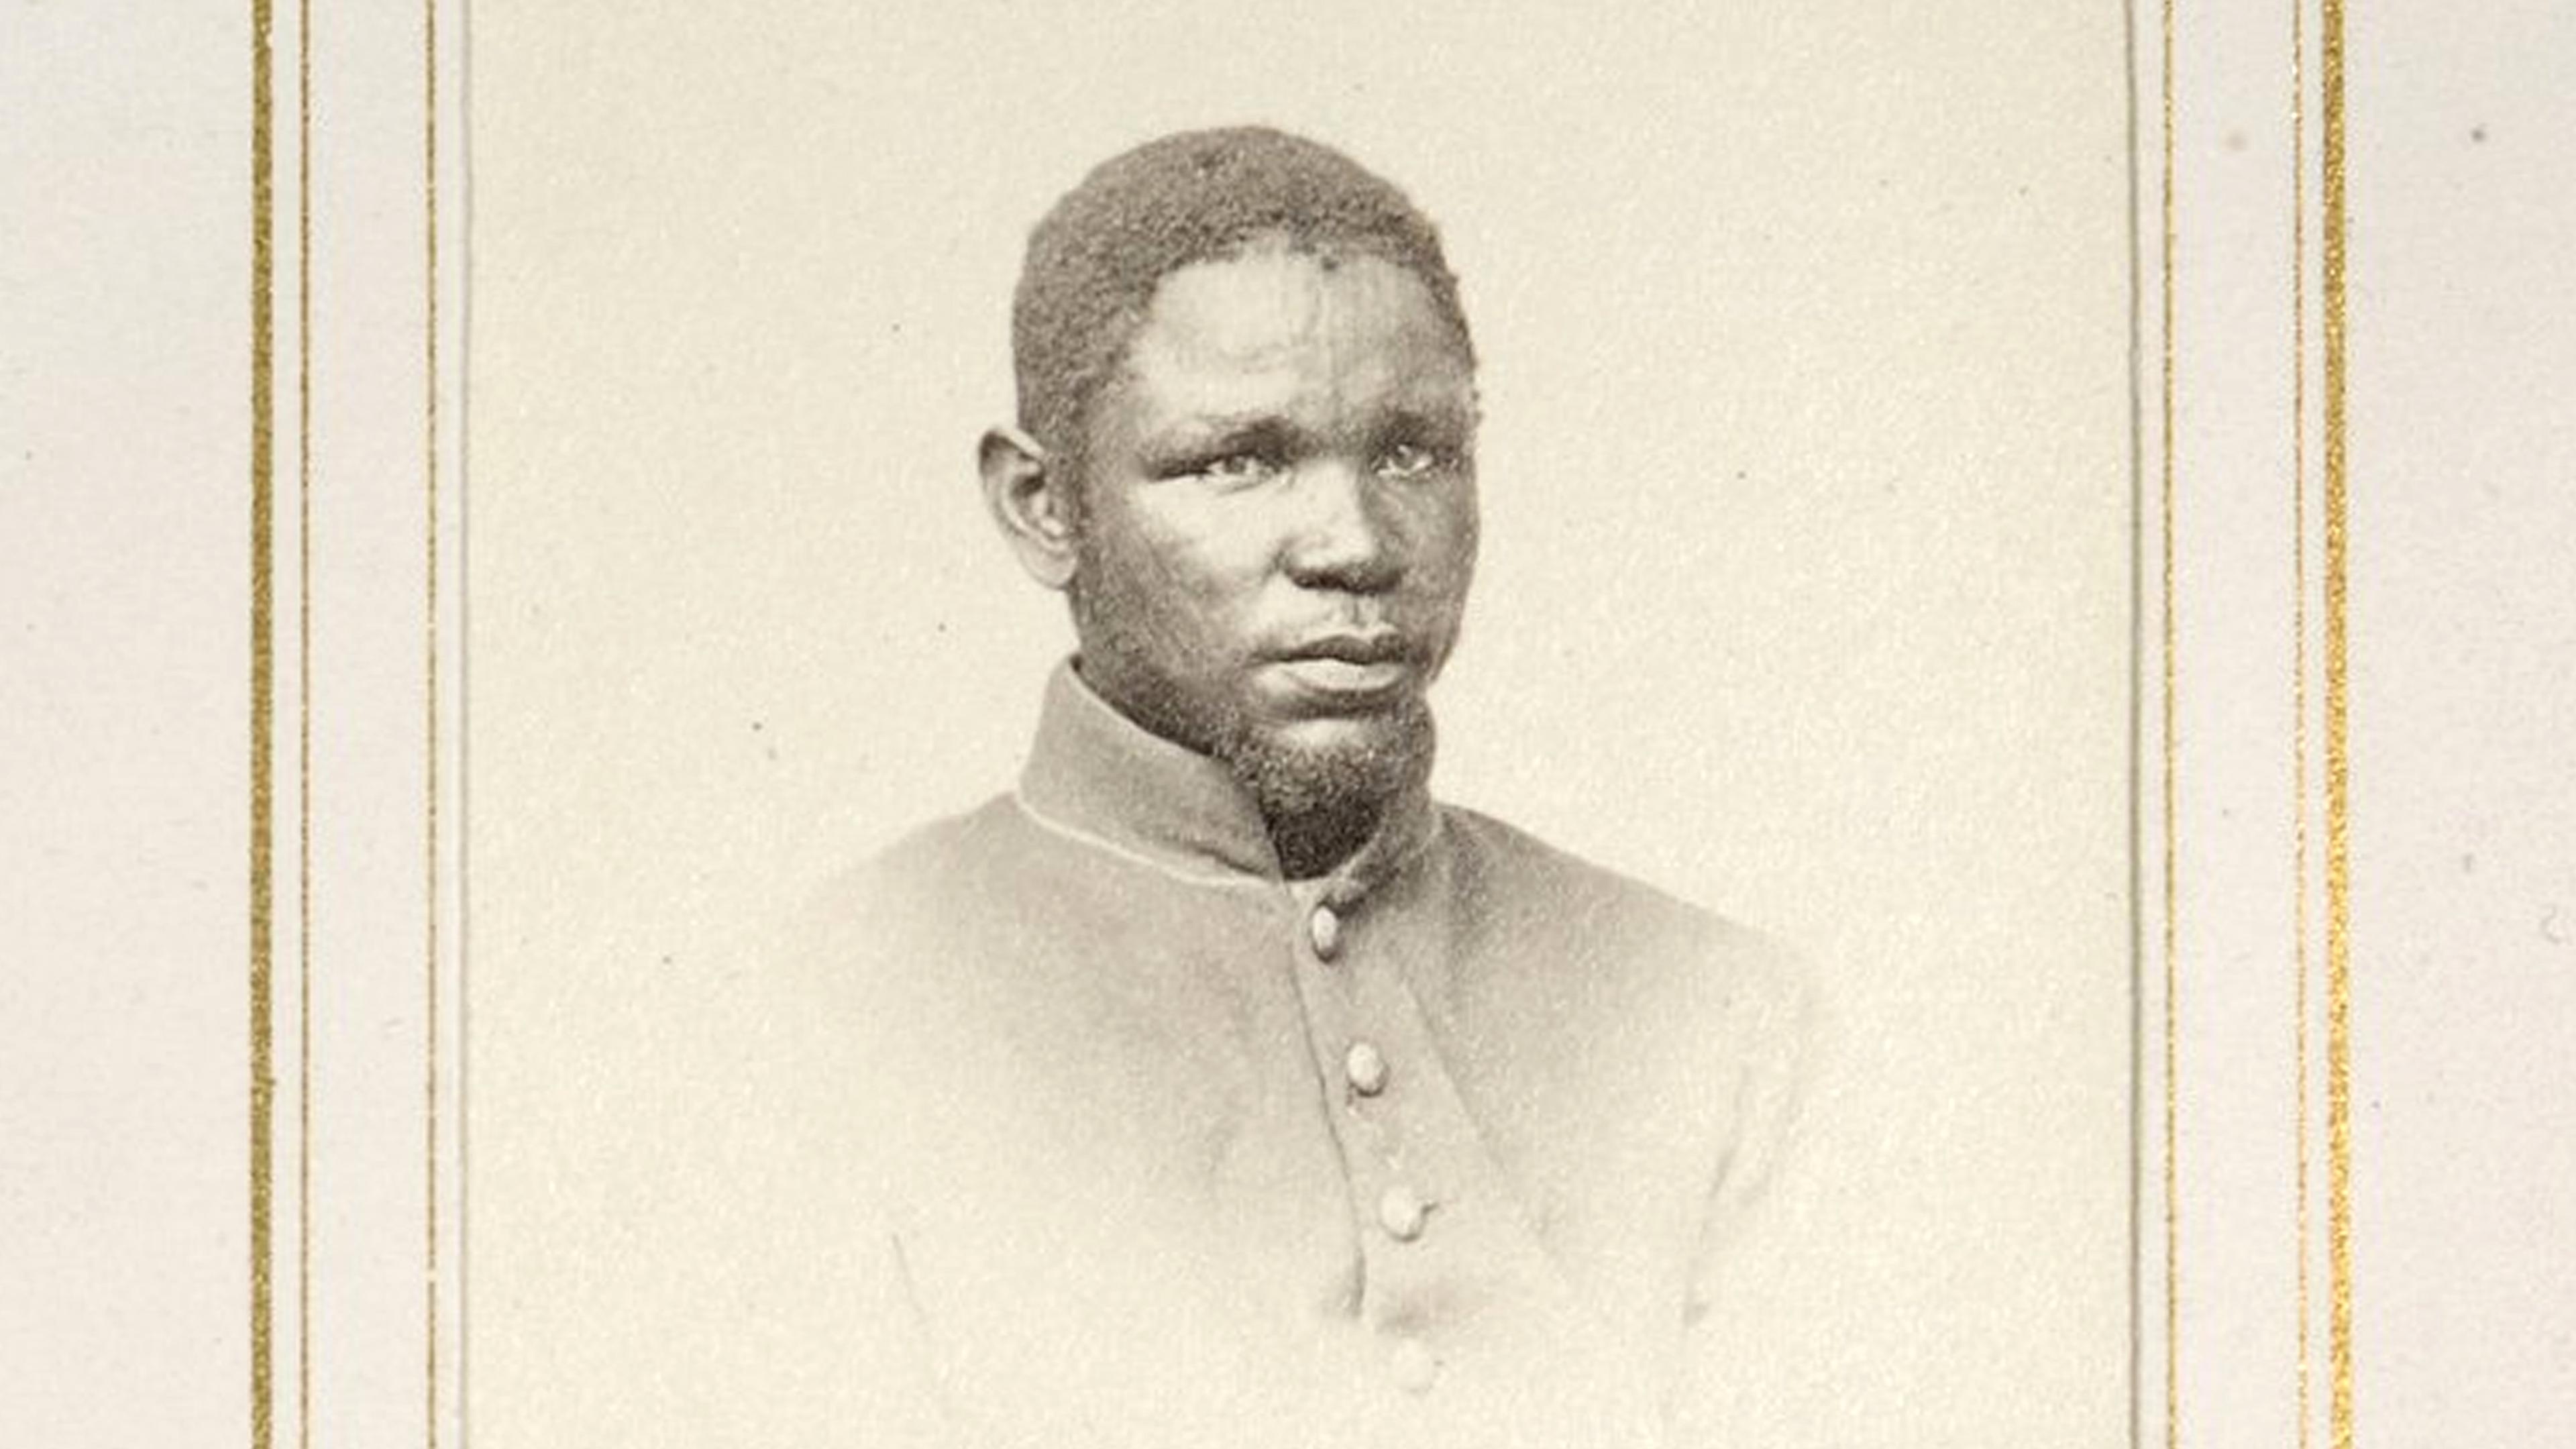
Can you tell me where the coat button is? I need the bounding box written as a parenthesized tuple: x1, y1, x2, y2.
(1378, 1184, 1428, 1242)
(1307, 904, 1342, 960)
(1344, 1040, 1389, 1096)
(1389, 1335, 1438, 1394)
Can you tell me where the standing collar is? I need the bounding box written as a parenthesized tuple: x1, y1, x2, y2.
(1014, 660, 1438, 894)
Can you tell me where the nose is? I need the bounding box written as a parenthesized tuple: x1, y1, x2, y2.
(1281, 457, 1402, 593)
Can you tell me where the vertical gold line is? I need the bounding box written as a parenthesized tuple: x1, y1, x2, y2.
(2290, 3, 2312, 1448)
(2319, 0, 2355, 1446)
(251, 1, 279, 1446)
(424, 0, 444, 1444)
(294, 0, 315, 1444)
(2158, 0, 2180, 1444)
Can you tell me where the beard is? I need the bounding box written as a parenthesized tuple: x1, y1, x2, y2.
(1215, 694, 1436, 833)
(1210, 696, 1434, 879)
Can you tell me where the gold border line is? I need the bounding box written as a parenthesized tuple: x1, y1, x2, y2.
(2319, 0, 2355, 1444)
(2157, 0, 2179, 1443)
(2291, 0, 2312, 1444)
(250, 1, 279, 1446)
(425, 0, 445, 1444)
(295, 0, 315, 1442)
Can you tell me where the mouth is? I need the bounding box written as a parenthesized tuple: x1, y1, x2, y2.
(1263, 633, 1421, 706)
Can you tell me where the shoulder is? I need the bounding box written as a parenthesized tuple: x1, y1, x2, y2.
(782, 796, 1026, 954)
(745, 798, 1046, 1147)
(1430, 807, 1823, 1214)
(805, 796, 1026, 915)
(755, 797, 1030, 1043)
(1437, 805, 1810, 1015)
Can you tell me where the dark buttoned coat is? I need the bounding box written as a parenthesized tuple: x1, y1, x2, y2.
(731, 665, 1815, 1448)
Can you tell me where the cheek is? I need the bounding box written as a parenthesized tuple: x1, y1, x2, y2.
(1152, 488, 1283, 580)
(1413, 487, 1481, 595)
(1087, 501, 1265, 650)
(1452, 491, 1483, 574)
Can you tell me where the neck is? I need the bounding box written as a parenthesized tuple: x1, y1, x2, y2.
(1265, 798, 1388, 881)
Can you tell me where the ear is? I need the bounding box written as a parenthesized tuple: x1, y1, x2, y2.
(979, 425, 1079, 590)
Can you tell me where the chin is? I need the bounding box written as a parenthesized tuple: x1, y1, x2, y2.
(1222, 700, 1434, 824)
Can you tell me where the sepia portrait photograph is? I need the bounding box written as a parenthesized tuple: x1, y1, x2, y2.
(464, 2, 2133, 1444)
(20, 3, 2576, 1447)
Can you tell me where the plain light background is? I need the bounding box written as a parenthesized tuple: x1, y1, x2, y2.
(466, 2, 2135, 1444)
(2345, 3, 2576, 1436)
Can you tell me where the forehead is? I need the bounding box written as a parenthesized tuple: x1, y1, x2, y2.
(1108, 243, 1474, 435)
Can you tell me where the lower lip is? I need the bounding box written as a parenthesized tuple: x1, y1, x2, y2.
(1271, 657, 1411, 698)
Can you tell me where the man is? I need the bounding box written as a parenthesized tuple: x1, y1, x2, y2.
(749, 125, 1815, 1449)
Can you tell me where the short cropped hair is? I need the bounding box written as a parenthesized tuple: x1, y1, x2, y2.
(1012, 126, 1474, 472)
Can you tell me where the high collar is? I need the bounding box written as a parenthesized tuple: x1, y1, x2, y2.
(1015, 660, 1439, 896)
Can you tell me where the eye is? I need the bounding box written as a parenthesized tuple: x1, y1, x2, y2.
(1374, 442, 1449, 481)
(1193, 451, 1281, 486)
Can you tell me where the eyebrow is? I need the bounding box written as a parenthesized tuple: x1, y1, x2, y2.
(1156, 397, 1472, 447)
(1140, 415, 1308, 472)
(1137, 390, 1481, 476)
(1153, 412, 1299, 449)
(1371, 403, 1474, 441)
(1159, 412, 1298, 451)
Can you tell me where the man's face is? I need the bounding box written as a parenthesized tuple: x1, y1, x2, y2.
(1067, 238, 1480, 821)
